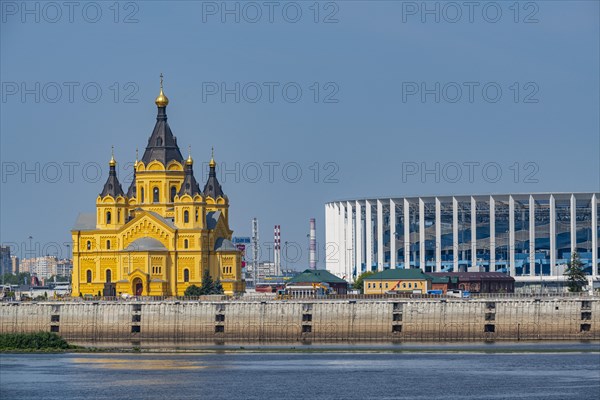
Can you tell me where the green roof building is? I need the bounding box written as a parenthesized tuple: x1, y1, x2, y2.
(362, 268, 432, 294)
(286, 269, 349, 294)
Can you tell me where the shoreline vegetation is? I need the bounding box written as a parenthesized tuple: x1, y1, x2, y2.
(0, 332, 79, 353)
(1, 332, 599, 354)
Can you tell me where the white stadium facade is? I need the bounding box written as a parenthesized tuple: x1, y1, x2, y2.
(325, 193, 599, 290)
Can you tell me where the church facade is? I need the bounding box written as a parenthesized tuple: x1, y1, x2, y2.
(71, 80, 245, 297)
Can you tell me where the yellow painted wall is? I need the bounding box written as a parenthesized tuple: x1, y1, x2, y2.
(72, 159, 245, 297)
(364, 279, 430, 294)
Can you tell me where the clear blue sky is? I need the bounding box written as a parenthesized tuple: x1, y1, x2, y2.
(1, 1, 599, 268)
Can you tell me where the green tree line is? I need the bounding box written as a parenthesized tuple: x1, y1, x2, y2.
(184, 270, 224, 296)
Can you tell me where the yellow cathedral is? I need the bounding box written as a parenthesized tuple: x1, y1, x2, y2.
(71, 78, 245, 297)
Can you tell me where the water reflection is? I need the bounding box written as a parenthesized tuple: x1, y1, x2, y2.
(69, 357, 209, 370)
(1, 346, 599, 400)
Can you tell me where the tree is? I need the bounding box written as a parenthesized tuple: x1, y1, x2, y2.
(0, 272, 31, 285)
(183, 271, 224, 296)
(47, 275, 70, 283)
(213, 278, 224, 295)
(353, 271, 376, 293)
(184, 284, 202, 297)
(564, 252, 588, 292)
(200, 269, 214, 294)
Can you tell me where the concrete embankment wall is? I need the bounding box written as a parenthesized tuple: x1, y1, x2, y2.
(1, 298, 599, 345)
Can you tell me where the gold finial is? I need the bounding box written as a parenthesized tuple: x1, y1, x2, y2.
(155, 72, 169, 107)
(109, 145, 116, 167)
(186, 145, 193, 165)
(134, 148, 139, 167)
(209, 146, 216, 168)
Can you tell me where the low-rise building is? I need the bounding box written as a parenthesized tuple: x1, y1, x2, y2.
(428, 272, 515, 293)
(286, 269, 349, 295)
(363, 269, 432, 294)
(429, 275, 459, 294)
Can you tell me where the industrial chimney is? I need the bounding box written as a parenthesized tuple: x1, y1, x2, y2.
(274, 225, 281, 276)
(309, 218, 317, 270)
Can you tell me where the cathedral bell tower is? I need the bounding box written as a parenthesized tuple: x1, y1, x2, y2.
(71, 75, 245, 297)
(128, 73, 186, 218)
(96, 147, 127, 231)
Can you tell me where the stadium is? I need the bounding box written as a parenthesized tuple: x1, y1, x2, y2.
(325, 192, 599, 291)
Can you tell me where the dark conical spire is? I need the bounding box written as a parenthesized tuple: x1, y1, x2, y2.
(141, 74, 184, 166)
(100, 147, 125, 198)
(178, 149, 202, 197)
(203, 147, 225, 199)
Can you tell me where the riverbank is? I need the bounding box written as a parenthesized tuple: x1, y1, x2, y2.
(0, 332, 79, 352)
(2, 335, 599, 354)
(2, 297, 598, 343)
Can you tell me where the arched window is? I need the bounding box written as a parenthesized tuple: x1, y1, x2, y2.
(153, 187, 159, 203)
(141, 187, 145, 203)
(156, 137, 163, 146)
(106, 211, 111, 224)
(106, 269, 112, 283)
(184, 210, 189, 223)
(184, 239, 189, 249)
(117, 210, 121, 222)
(86, 241, 91, 250)
(195, 209, 198, 222)
(106, 240, 111, 250)
(86, 270, 92, 283)
(184, 269, 190, 283)
(170, 186, 176, 202)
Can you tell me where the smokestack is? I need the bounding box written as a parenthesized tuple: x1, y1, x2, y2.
(274, 225, 281, 276)
(309, 218, 316, 270)
(252, 218, 259, 285)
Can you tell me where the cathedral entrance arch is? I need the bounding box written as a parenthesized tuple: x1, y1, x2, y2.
(133, 278, 143, 296)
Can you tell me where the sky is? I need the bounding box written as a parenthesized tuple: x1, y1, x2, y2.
(1, 0, 599, 269)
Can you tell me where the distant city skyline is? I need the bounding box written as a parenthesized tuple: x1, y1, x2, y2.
(2, 1, 599, 269)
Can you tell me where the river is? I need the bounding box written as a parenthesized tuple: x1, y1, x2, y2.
(1, 343, 599, 399)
